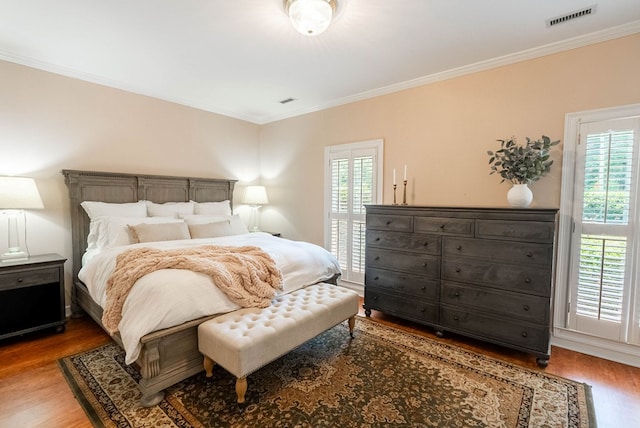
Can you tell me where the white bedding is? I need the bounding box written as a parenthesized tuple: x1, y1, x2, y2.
(78, 232, 342, 364)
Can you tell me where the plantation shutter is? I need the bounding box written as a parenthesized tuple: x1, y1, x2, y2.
(568, 117, 639, 341)
(326, 141, 381, 284)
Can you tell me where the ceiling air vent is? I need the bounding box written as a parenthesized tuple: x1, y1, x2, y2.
(279, 97, 296, 104)
(546, 5, 597, 27)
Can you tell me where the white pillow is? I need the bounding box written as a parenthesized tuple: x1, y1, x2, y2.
(81, 201, 147, 220)
(192, 200, 232, 216)
(145, 200, 194, 218)
(187, 221, 233, 239)
(129, 222, 191, 243)
(180, 214, 249, 235)
(91, 216, 183, 249)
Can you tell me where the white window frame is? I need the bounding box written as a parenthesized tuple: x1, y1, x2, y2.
(324, 139, 383, 289)
(554, 103, 640, 367)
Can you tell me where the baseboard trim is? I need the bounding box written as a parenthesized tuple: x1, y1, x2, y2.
(337, 280, 364, 297)
(552, 328, 640, 368)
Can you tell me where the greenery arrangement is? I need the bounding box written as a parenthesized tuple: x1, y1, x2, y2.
(487, 135, 560, 184)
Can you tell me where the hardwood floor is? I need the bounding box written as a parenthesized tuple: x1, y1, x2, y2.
(0, 307, 638, 428)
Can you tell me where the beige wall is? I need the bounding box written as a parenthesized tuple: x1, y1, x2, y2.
(1, 33, 639, 305)
(259, 34, 640, 243)
(0, 60, 261, 303)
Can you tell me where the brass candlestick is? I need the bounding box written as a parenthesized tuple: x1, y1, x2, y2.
(402, 180, 408, 205)
(392, 184, 398, 205)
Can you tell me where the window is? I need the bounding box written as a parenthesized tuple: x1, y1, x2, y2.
(555, 104, 640, 362)
(324, 140, 383, 284)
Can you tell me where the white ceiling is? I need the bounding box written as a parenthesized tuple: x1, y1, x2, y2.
(1, 1, 639, 124)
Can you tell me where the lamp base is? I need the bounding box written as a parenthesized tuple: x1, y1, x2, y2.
(2, 249, 29, 262)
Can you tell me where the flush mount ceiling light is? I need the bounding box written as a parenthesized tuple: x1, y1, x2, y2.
(285, 0, 337, 36)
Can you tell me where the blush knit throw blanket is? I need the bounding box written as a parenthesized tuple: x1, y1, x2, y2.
(102, 245, 283, 334)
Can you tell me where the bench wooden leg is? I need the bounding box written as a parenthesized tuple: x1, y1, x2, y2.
(348, 316, 355, 338)
(203, 356, 215, 377)
(236, 377, 247, 403)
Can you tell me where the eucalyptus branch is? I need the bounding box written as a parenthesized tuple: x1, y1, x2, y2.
(487, 135, 559, 184)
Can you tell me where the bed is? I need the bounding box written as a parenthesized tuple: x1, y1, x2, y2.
(62, 169, 341, 406)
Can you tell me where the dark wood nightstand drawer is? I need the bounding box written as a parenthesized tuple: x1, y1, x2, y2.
(365, 267, 438, 301)
(366, 247, 440, 278)
(414, 216, 473, 236)
(0, 267, 60, 291)
(367, 214, 413, 232)
(443, 237, 553, 266)
(440, 281, 549, 323)
(366, 230, 441, 254)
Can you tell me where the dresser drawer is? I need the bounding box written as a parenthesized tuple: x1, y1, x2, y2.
(367, 214, 413, 231)
(366, 267, 438, 301)
(0, 267, 60, 291)
(443, 237, 553, 266)
(440, 305, 550, 353)
(442, 257, 551, 297)
(367, 230, 441, 254)
(414, 216, 473, 236)
(366, 247, 440, 278)
(365, 288, 437, 324)
(440, 281, 549, 323)
(475, 219, 555, 243)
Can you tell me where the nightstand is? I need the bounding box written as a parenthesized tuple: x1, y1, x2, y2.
(0, 253, 67, 340)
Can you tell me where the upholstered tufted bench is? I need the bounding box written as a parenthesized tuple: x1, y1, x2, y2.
(197, 284, 359, 403)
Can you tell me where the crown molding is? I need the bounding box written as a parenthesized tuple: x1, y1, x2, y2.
(259, 20, 640, 124)
(1, 20, 639, 125)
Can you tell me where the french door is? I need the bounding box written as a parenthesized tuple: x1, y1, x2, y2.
(558, 105, 640, 350)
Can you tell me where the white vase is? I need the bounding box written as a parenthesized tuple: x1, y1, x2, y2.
(507, 183, 533, 208)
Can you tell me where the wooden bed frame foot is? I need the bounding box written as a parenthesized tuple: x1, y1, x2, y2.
(236, 377, 247, 403)
(139, 390, 164, 407)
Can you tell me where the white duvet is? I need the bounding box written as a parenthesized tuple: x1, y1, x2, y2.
(78, 232, 342, 364)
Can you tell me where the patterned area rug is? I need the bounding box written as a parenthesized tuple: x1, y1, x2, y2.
(58, 316, 596, 427)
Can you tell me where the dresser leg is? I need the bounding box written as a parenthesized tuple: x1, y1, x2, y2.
(364, 308, 371, 317)
(536, 356, 549, 368)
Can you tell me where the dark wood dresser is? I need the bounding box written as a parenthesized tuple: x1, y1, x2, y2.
(363, 205, 557, 367)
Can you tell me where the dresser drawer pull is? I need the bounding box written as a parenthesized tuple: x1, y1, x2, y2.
(386, 220, 391, 225)
(453, 315, 459, 321)
(524, 278, 531, 283)
(375, 237, 380, 241)
(375, 256, 380, 261)
(439, 224, 445, 229)
(521, 331, 528, 338)
(423, 242, 429, 246)
(374, 276, 379, 281)
(455, 268, 461, 273)
(420, 308, 425, 312)
(17, 278, 24, 283)
(456, 245, 462, 250)
(523, 305, 530, 311)
(423, 262, 428, 267)
(454, 291, 460, 297)
(421, 286, 426, 291)
(526, 252, 533, 257)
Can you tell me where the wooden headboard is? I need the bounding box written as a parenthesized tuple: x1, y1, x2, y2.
(62, 169, 237, 281)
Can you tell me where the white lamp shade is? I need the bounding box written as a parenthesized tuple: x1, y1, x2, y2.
(287, 0, 335, 36)
(243, 186, 269, 205)
(0, 177, 44, 209)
